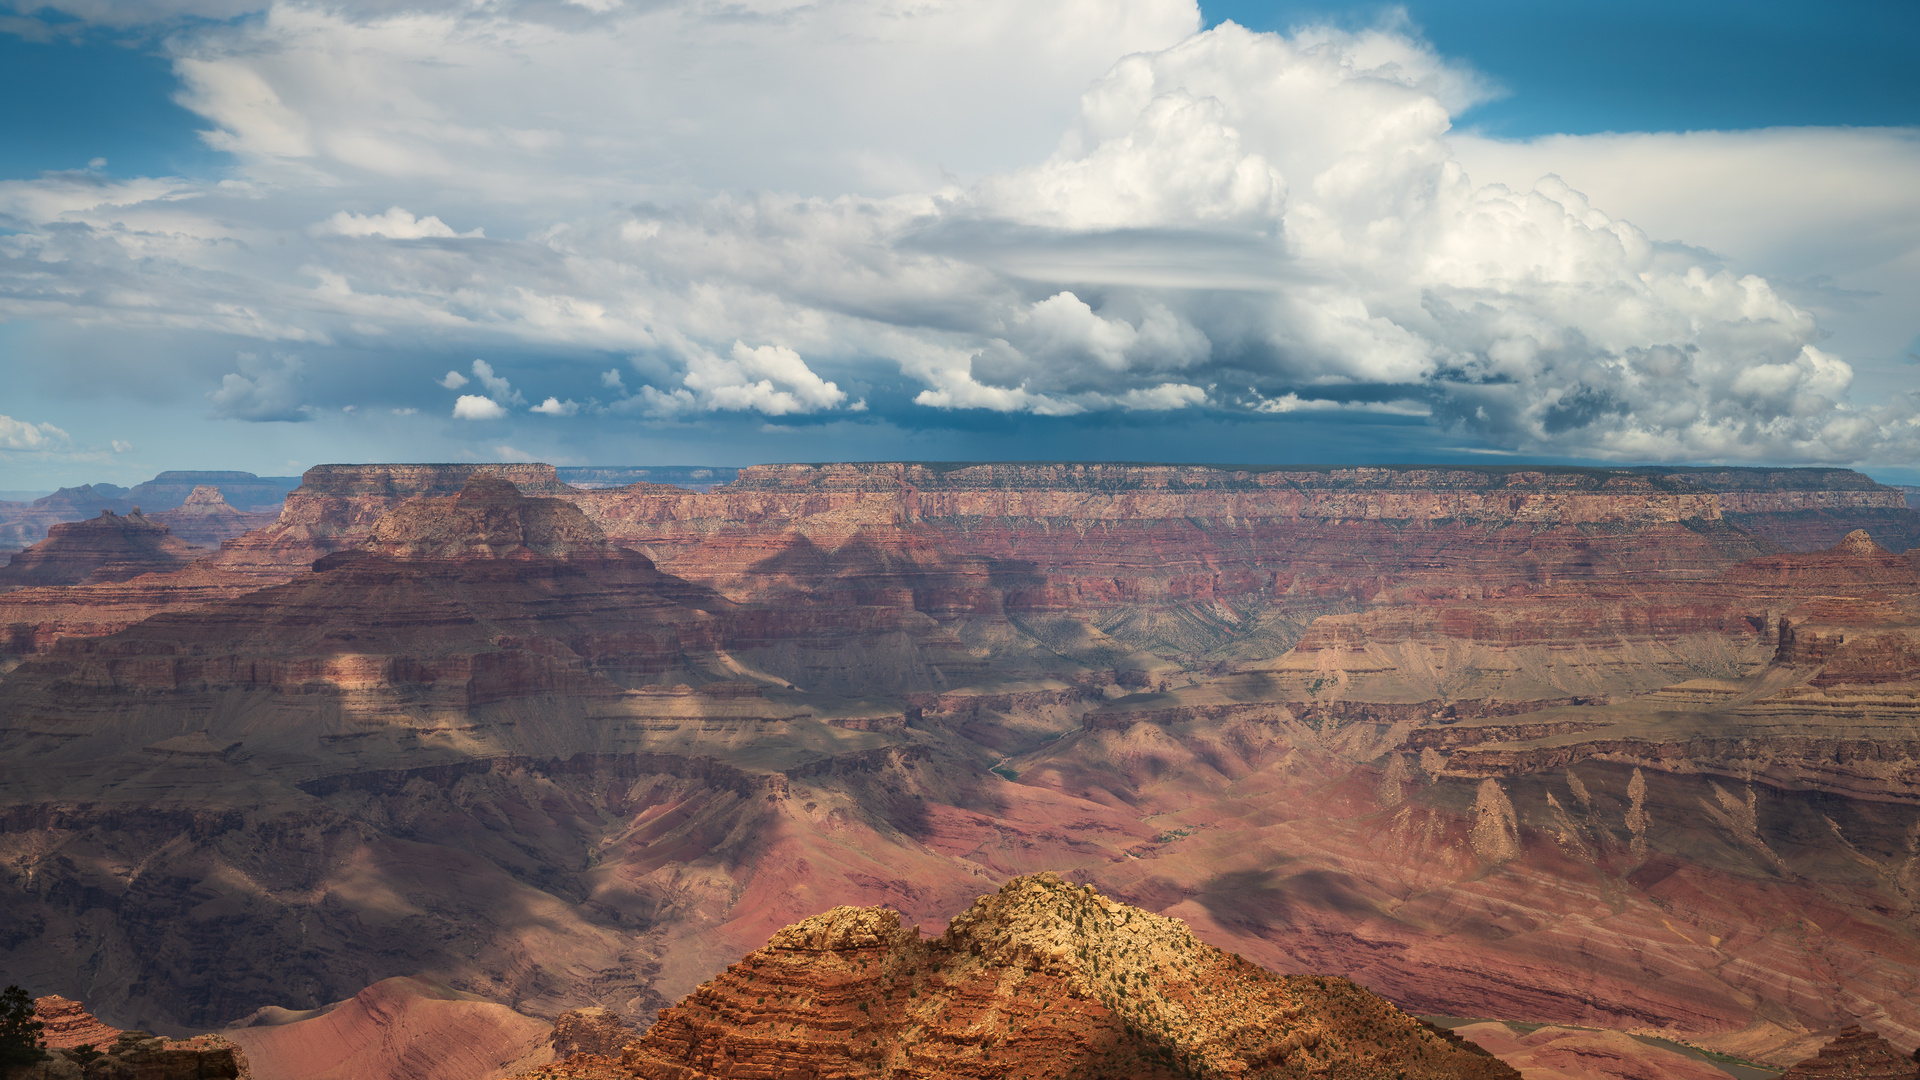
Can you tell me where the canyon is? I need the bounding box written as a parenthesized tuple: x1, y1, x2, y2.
(3, 460, 1920, 1080)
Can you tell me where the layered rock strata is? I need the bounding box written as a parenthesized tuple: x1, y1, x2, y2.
(11, 460, 1920, 1074)
(32, 995, 121, 1050)
(151, 487, 280, 549)
(5, 1029, 250, 1080)
(207, 464, 574, 578)
(0, 510, 205, 588)
(1780, 1025, 1917, 1080)
(609, 873, 1518, 1080)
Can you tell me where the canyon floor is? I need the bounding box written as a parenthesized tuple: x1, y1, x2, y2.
(5, 461, 1920, 1079)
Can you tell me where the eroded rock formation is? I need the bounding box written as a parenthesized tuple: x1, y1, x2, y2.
(3, 1029, 250, 1080)
(151, 487, 279, 549)
(6, 460, 1920, 1075)
(0, 510, 204, 588)
(1780, 1025, 1918, 1080)
(604, 873, 1518, 1080)
(32, 995, 121, 1050)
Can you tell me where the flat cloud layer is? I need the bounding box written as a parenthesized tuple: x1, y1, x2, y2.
(1, 0, 1916, 468)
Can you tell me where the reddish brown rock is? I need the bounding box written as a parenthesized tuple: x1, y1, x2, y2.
(547, 1009, 628, 1059)
(1781, 1025, 1917, 1080)
(0, 510, 205, 588)
(32, 994, 121, 1049)
(0, 566, 268, 655)
(222, 977, 550, 1080)
(13, 458, 1920, 1071)
(206, 463, 574, 579)
(607, 873, 1518, 1080)
(6, 1029, 251, 1080)
(150, 487, 279, 549)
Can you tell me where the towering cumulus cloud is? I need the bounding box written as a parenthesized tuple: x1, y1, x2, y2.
(0, 0, 1913, 462)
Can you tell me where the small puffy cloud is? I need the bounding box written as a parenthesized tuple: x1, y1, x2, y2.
(452, 394, 508, 420)
(111, 439, 133, 452)
(0, 414, 71, 450)
(468, 359, 523, 405)
(313, 207, 482, 239)
(208, 353, 309, 422)
(530, 396, 579, 416)
(439, 370, 469, 389)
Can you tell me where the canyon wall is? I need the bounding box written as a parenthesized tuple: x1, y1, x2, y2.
(3, 461, 1920, 1077)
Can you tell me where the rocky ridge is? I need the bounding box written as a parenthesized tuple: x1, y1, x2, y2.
(2, 1029, 250, 1080)
(32, 995, 121, 1050)
(0, 510, 205, 588)
(604, 872, 1518, 1080)
(1780, 1025, 1917, 1080)
(150, 487, 280, 549)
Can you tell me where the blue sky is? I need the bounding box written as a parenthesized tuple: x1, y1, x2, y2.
(1, 0, 1917, 489)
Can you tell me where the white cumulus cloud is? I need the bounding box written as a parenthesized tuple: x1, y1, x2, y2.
(452, 395, 507, 420)
(0, 415, 72, 450)
(0, 3, 1914, 466)
(314, 207, 482, 239)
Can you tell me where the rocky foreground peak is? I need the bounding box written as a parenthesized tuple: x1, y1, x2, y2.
(358, 475, 609, 560)
(581, 872, 1517, 1080)
(1782, 1025, 1919, 1080)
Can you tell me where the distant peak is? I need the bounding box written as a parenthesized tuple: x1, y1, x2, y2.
(1837, 529, 1890, 555)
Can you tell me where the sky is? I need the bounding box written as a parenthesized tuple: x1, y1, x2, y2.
(1, 0, 1917, 489)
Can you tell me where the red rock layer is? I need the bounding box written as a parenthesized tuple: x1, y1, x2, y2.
(0, 567, 268, 655)
(33, 994, 122, 1049)
(1781, 1026, 1917, 1080)
(611, 874, 1519, 1080)
(0, 510, 205, 588)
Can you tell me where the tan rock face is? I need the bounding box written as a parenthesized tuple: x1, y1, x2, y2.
(611, 873, 1519, 1080)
